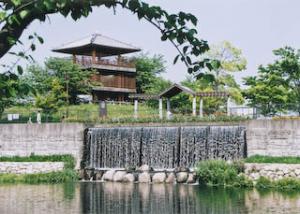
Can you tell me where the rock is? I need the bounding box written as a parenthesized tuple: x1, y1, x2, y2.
(165, 173, 176, 183)
(138, 165, 151, 172)
(187, 173, 196, 184)
(138, 172, 151, 183)
(176, 172, 188, 183)
(152, 173, 166, 183)
(102, 170, 116, 181)
(295, 169, 300, 176)
(95, 171, 104, 180)
(123, 173, 135, 182)
(113, 171, 127, 182)
(175, 167, 189, 173)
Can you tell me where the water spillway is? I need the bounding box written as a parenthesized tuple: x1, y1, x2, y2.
(83, 126, 246, 169)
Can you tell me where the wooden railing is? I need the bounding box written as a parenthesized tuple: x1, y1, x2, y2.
(74, 56, 135, 68)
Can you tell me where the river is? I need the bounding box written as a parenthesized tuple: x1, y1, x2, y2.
(0, 182, 299, 214)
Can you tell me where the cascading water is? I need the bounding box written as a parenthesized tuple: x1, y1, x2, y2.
(84, 126, 246, 169)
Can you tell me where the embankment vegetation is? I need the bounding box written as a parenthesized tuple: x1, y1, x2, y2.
(0, 155, 78, 184)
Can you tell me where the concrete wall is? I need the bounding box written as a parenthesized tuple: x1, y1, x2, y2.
(0, 123, 86, 168)
(246, 120, 300, 157)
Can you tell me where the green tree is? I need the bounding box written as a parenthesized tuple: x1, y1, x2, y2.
(133, 54, 166, 93)
(198, 41, 247, 90)
(35, 78, 67, 114)
(0, 73, 30, 116)
(1, 1, 215, 112)
(243, 47, 300, 116)
(23, 57, 93, 105)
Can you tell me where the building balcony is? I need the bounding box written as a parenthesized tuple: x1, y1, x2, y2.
(74, 56, 136, 72)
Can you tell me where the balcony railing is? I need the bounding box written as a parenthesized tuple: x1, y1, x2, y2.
(74, 56, 135, 68)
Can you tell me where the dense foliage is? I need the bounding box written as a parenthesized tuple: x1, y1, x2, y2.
(23, 57, 93, 113)
(244, 47, 300, 116)
(195, 160, 252, 187)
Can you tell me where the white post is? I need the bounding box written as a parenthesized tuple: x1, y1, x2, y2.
(166, 98, 171, 120)
(37, 112, 41, 124)
(227, 96, 230, 116)
(192, 96, 197, 116)
(159, 98, 163, 119)
(199, 98, 203, 118)
(134, 99, 138, 119)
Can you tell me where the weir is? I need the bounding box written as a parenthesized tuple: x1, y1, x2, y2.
(83, 126, 246, 169)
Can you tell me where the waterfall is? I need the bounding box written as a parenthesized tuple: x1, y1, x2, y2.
(84, 126, 246, 169)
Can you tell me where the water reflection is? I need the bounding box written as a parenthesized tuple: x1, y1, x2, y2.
(0, 183, 300, 214)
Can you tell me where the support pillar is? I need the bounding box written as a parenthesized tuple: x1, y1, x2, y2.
(199, 98, 203, 118)
(134, 99, 138, 119)
(159, 98, 163, 119)
(166, 98, 171, 120)
(192, 96, 197, 116)
(227, 96, 230, 116)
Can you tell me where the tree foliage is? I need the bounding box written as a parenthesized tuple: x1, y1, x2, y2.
(197, 41, 247, 90)
(243, 47, 300, 116)
(23, 57, 93, 112)
(0, 0, 215, 110)
(133, 53, 166, 93)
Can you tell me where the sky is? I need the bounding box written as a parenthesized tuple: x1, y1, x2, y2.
(2, 0, 300, 85)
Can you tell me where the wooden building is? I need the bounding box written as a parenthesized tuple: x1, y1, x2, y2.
(53, 33, 141, 101)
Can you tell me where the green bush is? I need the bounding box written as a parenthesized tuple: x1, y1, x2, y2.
(195, 160, 252, 187)
(256, 177, 300, 190)
(256, 176, 273, 189)
(245, 155, 300, 164)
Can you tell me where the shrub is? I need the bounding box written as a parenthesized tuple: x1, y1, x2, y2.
(195, 160, 252, 187)
(256, 177, 273, 189)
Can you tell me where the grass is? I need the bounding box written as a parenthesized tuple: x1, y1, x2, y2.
(245, 155, 300, 164)
(0, 155, 78, 184)
(256, 177, 300, 190)
(3, 104, 248, 124)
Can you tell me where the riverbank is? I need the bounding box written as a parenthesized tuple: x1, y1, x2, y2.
(0, 155, 78, 184)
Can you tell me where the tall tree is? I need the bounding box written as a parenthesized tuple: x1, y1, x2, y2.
(23, 57, 93, 105)
(133, 54, 166, 93)
(197, 41, 247, 90)
(243, 47, 300, 116)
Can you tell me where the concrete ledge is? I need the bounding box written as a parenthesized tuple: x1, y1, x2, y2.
(0, 162, 64, 174)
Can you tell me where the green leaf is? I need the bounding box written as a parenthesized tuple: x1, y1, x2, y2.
(17, 65, 23, 75)
(37, 36, 44, 44)
(19, 10, 29, 19)
(173, 55, 180, 64)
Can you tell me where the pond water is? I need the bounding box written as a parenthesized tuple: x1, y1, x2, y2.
(0, 182, 300, 214)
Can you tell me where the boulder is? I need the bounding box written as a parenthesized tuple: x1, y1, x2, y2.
(165, 173, 176, 183)
(123, 173, 135, 182)
(176, 172, 188, 183)
(113, 171, 127, 182)
(138, 165, 151, 172)
(94, 171, 104, 180)
(187, 173, 196, 184)
(138, 172, 151, 183)
(174, 167, 189, 173)
(152, 173, 166, 183)
(102, 170, 116, 181)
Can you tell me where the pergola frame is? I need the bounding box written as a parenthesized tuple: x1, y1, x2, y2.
(129, 84, 231, 119)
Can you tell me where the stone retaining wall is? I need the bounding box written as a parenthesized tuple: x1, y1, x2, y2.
(0, 162, 64, 174)
(245, 163, 300, 181)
